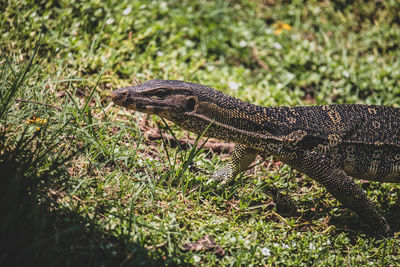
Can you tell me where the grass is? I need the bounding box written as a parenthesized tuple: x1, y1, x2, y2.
(1, 0, 400, 265)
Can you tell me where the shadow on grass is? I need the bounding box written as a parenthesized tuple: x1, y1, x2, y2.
(0, 138, 187, 267)
(385, 201, 400, 233)
(238, 178, 400, 238)
(0, 38, 189, 267)
(294, 192, 400, 238)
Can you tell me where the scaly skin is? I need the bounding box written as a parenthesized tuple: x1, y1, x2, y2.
(111, 79, 400, 237)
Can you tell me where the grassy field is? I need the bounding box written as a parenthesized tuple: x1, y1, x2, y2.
(1, 0, 400, 265)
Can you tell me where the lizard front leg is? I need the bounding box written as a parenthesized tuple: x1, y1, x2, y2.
(211, 144, 258, 186)
(289, 149, 392, 237)
(211, 144, 298, 214)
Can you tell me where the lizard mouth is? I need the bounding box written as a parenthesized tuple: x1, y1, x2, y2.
(111, 90, 147, 112)
(124, 100, 162, 114)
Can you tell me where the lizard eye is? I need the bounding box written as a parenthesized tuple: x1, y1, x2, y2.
(153, 89, 169, 99)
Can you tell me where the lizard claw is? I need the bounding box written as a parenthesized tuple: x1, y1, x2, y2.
(208, 165, 235, 189)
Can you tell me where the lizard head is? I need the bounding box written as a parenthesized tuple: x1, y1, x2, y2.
(111, 79, 199, 118)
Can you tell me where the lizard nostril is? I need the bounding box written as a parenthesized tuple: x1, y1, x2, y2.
(111, 91, 117, 99)
(111, 90, 129, 102)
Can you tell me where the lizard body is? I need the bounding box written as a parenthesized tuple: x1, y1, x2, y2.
(111, 79, 400, 236)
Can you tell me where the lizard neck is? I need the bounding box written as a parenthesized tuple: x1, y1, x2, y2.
(167, 85, 295, 149)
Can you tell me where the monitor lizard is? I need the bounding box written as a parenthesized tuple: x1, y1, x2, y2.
(111, 79, 400, 237)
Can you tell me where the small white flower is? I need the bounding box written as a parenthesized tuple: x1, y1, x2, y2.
(273, 42, 282, 50)
(285, 72, 295, 81)
(228, 81, 239, 91)
(193, 255, 201, 263)
(282, 243, 290, 249)
(343, 70, 350, 78)
(156, 51, 164, 57)
(309, 243, 315, 250)
(106, 18, 114, 25)
(367, 55, 375, 62)
(239, 40, 247, 47)
(265, 28, 273, 34)
(123, 6, 132, 15)
(160, 1, 168, 12)
(185, 40, 194, 47)
(261, 247, 271, 256)
(207, 65, 215, 71)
